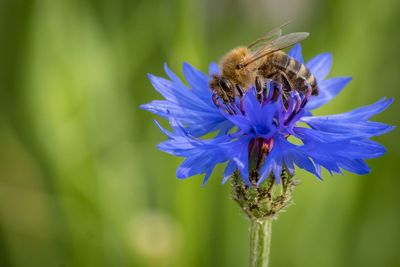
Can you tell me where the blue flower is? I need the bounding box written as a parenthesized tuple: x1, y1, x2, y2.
(141, 44, 394, 186)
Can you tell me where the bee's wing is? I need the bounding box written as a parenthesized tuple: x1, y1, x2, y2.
(240, 32, 309, 68)
(247, 21, 291, 50)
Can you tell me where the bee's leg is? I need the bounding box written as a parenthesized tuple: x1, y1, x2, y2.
(269, 72, 284, 100)
(233, 85, 245, 113)
(299, 83, 313, 109)
(219, 90, 230, 104)
(235, 84, 244, 97)
(255, 76, 263, 101)
(277, 70, 294, 93)
(212, 93, 234, 114)
(212, 92, 228, 106)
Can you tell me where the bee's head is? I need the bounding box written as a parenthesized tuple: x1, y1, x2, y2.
(209, 74, 234, 102)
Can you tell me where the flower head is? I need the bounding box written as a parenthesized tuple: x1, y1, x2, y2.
(141, 44, 394, 187)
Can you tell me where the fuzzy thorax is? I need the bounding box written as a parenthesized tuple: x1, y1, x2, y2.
(219, 46, 257, 90)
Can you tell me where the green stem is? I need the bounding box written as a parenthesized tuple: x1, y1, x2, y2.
(249, 219, 272, 267)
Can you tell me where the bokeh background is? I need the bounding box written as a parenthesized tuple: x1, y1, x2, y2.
(0, 0, 399, 266)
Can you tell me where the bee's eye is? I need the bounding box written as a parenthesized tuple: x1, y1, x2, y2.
(219, 78, 231, 91)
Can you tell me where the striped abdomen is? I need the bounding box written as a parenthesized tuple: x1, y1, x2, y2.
(258, 51, 319, 95)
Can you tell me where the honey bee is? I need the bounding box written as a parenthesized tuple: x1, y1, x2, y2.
(210, 25, 319, 103)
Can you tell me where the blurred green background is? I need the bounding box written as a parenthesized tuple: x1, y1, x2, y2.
(0, 0, 399, 266)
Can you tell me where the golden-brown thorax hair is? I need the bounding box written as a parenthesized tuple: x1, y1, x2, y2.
(219, 47, 256, 90)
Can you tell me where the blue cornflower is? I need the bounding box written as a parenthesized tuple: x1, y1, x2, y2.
(141, 44, 394, 186)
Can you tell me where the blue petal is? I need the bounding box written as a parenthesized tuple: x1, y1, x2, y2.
(222, 161, 236, 184)
(258, 136, 320, 185)
(146, 74, 213, 116)
(208, 62, 220, 76)
(182, 62, 209, 88)
(305, 77, 352, 110)
(301, 98, 394, 137)
(300, 138, 383, 176)
(258, 146, 280, 185)
(176, 153, 205, 179)
(285, 148, 320, 179)
(232, 138, 251, 186)
(141, 100, 216, 121)
(164, 63, 187, 89)
(182, 63, 214, 105)
(339, 140, 386, 159)
(154, 119, 174, 137)
(142, 64, 233, 137)
(225, 115, 254, 134)
(315, 97, 393, 121)
(202, 170, 213, 187)
(306, 53, 332, 82)
(155, 113, 254, 185)
(272, 162, 283, 184)
(294, 127, 378, 142)
(176, 149, 224, 181)
(307, 120, 393, 137)
(338, 159, 370, 175)
(287, 43, 304, 63)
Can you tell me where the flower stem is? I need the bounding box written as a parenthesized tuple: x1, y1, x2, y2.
(249, 219, 272, 267)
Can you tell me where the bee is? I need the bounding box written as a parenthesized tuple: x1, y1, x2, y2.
(210, 25, 319, 103)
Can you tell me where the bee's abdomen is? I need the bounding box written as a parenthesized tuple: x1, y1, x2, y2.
(271, 52, 319, 95)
